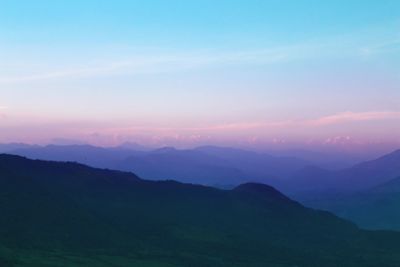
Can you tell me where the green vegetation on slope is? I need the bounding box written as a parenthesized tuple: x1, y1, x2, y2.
(1, 154, 400, 267)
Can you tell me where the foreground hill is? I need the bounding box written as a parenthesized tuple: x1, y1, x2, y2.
(1, 154, 400, 266)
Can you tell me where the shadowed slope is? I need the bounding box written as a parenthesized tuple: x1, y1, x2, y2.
(1, 154, 400, 266)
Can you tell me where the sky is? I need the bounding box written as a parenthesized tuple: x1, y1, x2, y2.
(0, 0, 399, 152)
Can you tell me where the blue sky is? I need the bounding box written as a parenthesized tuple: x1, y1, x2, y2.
(0, 0, 399, 150)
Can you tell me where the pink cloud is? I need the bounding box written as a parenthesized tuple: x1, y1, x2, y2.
(307, 111, 400, 126)
(1, 110, 400, 147)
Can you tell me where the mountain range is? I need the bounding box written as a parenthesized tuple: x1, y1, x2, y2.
(5, 143, 400, 193)
(3, 143, 400, 231)
(3, 144, 312, 188)
(290, 150, 400, 231)
(2, 154, 400, 266)
(288, 149, 400, 194)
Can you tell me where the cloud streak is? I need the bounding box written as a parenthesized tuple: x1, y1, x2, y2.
(0, 47, 306, 84)
(72, 111, 400, 135)
(1, 23, 398, 85)
(181, 111, 400, 132)
(1, 110, 400, 147)
(308, 111, 400, 126)
(187, 111, 400, 132)
(0, 36, 359, 85)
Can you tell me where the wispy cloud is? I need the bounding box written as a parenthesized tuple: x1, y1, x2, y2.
(80, 111, 400, 136)
(178, 111, 400, 132)
(2, 23, 399, 85)
(0, 44, 315, 84)
(308, 111, 400, 126)
(195, 111, 400, 131)
(2, 110, 399, 147)
(0, 36, 355, 85)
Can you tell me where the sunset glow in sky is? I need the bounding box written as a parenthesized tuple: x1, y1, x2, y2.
(1, 0, 399, 150)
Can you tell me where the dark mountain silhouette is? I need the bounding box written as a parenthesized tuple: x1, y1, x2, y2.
(114, 147, 248, 185)
(7, 144, 311, 187)
(8, 144, 143, 171)
(2, 154, 400, 266)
